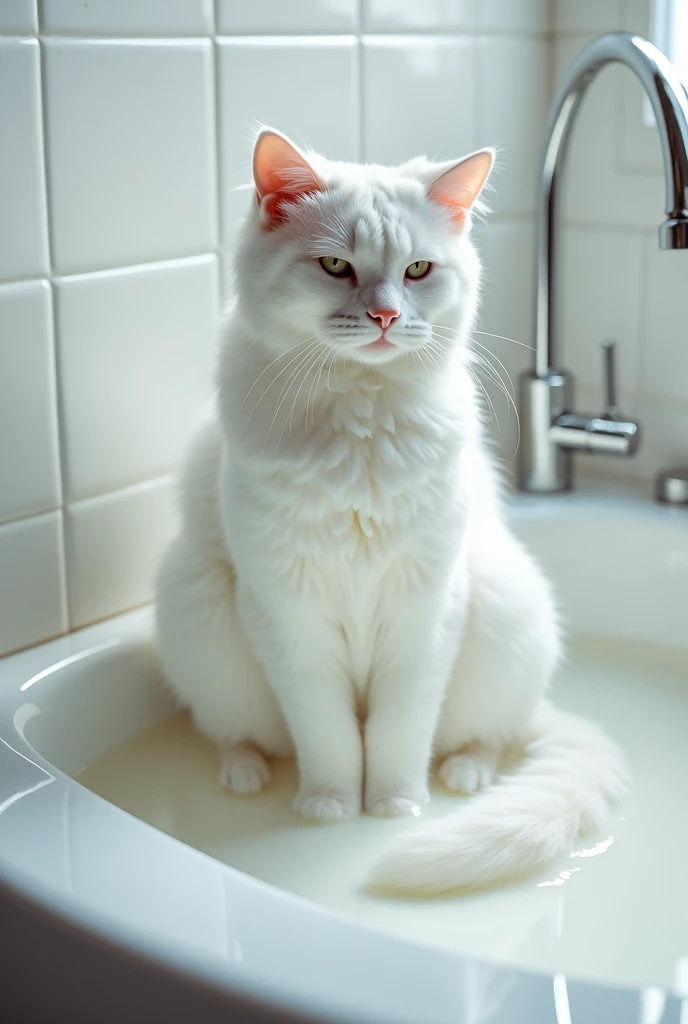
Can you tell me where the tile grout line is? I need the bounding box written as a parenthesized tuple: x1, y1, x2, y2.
(356, 0, 364, 162)
(211, 0, 224, 266)
(473, 32, 481, 153)
(36, 16, 72, 636)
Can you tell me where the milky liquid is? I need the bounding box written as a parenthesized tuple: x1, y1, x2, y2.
(77, 636, 688, 994)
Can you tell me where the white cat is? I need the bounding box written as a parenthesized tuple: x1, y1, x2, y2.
(155, 129, 627, 893)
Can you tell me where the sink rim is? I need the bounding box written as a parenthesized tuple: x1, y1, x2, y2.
(0, 486, 686, 1024)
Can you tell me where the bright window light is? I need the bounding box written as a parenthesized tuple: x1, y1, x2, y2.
(647, 0, 688, 124)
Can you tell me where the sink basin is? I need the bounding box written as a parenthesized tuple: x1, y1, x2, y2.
(1, 486, 686, 1023)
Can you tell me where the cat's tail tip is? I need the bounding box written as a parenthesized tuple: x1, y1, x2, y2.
(366, 707, 629, 895)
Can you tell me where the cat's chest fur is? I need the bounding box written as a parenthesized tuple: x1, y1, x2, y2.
(223, 374, 472, 596)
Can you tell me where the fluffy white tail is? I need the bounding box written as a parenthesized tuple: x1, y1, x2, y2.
(368, 706, 628, 893)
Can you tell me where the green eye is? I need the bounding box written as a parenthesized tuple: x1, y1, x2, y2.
(320, 256, 353, 277)
(406, 260, 431, 280)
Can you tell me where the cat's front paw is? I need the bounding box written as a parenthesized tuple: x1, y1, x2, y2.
(366, 788, 430, 818)
(294, 790, 360, 823)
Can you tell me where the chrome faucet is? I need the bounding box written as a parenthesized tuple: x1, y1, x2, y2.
(518, 32, 688, 493)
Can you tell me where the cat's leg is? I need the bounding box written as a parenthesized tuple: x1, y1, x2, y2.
(155, 534, 293, 795)
(434, 526, 561, 787)
(236, 584, 363, 822)
(364, 590, 464, 817)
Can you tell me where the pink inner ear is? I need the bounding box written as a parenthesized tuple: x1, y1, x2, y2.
(253, 131, 324, 225)
(427, 151, 493, 226)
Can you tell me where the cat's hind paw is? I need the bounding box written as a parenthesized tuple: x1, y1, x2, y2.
(219, 742, 271, 795)
(438, 743, 498, 795)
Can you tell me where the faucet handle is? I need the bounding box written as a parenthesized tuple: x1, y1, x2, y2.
(550, 338, 641, 456)
(601, 340, 619, 420)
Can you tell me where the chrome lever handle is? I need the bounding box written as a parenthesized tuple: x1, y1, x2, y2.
(552, 414, 640, 455)
(601, 340, 619, 420)
(550, 339, 641, 456)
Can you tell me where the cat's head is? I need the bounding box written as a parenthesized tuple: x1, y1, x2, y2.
(234, 129, 493, 367)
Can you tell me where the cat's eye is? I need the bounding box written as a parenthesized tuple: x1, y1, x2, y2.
(406, 260, 431, 280)
(320, 256, 353, 277)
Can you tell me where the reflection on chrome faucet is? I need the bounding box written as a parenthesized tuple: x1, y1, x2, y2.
(519, 32, 688, 493)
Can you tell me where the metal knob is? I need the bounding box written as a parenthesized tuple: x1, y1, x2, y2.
(656, 468, 688, 505)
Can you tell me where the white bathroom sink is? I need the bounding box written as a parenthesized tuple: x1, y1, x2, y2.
(1, 485, 687, 1023)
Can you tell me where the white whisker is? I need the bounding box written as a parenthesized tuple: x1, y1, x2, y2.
(282, 348, 325, 451)
(473, 328, 535, 351)
(262, 340, 326, 453)
(239, 333, 329, 434)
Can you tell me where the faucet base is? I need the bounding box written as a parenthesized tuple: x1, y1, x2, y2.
(518, 371, 574, 493)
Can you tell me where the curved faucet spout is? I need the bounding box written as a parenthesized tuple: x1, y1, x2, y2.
(519, 32, 688, 495)
(536, 32, 688, 378)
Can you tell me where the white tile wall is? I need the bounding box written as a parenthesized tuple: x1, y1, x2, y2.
(560, 227, 643, 401)
(363, 0, 474, 33)
(43, 38, 217, 273)
(475, 0, 550, 34)
(64, 478, 178, 629)
(554, 0, 620, 34)
(10, 0, 684, 657)
(0, 281, 61, 522)
(41, 0, 214, 35)
(0, 0, 37, 34)
(477, 36, 548, 216)
(641, 245, 688, 404)
(361, 37, 476, 163)
(0, 38, 49, 280)
(54, 255, 218, 500)
(218, 0, 358, 34)
(0, 512, 67, 656)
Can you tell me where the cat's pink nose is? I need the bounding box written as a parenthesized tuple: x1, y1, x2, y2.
(367, 309, 399, 330)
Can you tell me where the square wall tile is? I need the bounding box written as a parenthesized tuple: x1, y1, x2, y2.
(476, 0, 549, 33)
(41, 0, 213, 34)
(0, 0, 37, 33)
(43, 39, 217, 274)
(0, 39, 49, 281)
(0, 512, 67, 656)
(363, 0, 473, 33)
(477, 37, 548, 216)
(217, 37, 359, 246)
(54, 255, 218, 501)
(65, 478, 178, 629)
(554, 0, 621, 33)
(642, 242, 688, 403)
(560, 226, 643, 396)
(474, 218, 535, 357)
(0, 281, 61, 523)
(362, 37, 475, 165)
(219, 0, 358, 33)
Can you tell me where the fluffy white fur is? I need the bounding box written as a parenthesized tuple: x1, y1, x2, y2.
(155, 130, 628, 893)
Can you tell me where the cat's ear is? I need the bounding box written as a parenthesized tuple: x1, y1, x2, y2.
(253, 130, 324, 227)
(426, 149, 494, 229)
